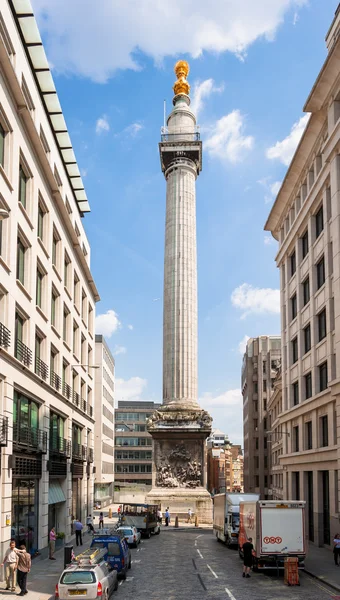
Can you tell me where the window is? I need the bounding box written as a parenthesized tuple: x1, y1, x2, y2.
(37, 202, 45, 241)
(301, 229, 309, 259)
(81, 334, 86, 364)
(73, 321, 79, 356)
(51, 288, 58, 328)
(52, 228, 61, 270)
(0, 122, 5, 167)
(315, 205, 324, 238)
(319, 361, 328, 392)
(63, 305, 70, 344)
(304, 324, 311, 354)
(81, 289, 87, 322)
(291, 337, 298, 364)
(263, 379, 267, 392)
(320, 415, 328, 447)
(291, 294, 297, 320)
(302, 277, 310, 306)
(316, 256, 325, 289)
(74, 273, 80, 308)
(293, 426, 299, 452)
(255, 438, 259, 450)
(36, 268, 43, 308)
(16, 237, 25, 284)
(292, 381, 299, 406)
(64, 252, 70, 289)
(318, 308, 326, 342)
(290, 251, 296, 276)
(18, 165, 27, 209)
(88, 304, 93, 335)
(305, 372, 312, 399)
(305, 421, 312, 450)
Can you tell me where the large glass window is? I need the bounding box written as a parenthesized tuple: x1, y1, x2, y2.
(50, 412, 65, 451)
(316, 256, 325, 289)
(291, 294, 297, 320)
(318, 309, 327, 342)
(304, 324, 311, 354)
(292, 337, 298, 364)
(301, 229, 309, 259)
(290, 251, 296, 277)
(12, 479, 38, 553)
(305, 372, 312, 400)
(320, 414, 328, 447)
(305, 421, 312, 450)
(292, 381, 299, 406)
(319, 362, 328, 393)
(302, 277, 310, 306)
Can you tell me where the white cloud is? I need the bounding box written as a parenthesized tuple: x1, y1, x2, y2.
(31, 0, 307, 83)
(114, 345, 127, 356)
(95, 309, 121, 337)
(95, 116, 110, 134)
(199, 388, 243, 444)
(191, 79, 224, 118)
(205, 110, 254, 163)
(115, 376, 147, 401)
(127, 324, 134, 330)
(238, 335, 250, 355)
(257, 177, 282, 204)
(264, 234, 276, 246)
(266, 114, 309, 166)
(231, 283, 280, 318)
(124, 122, 143, 137)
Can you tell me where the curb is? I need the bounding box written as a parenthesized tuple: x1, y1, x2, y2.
(304, 568, 340, 594)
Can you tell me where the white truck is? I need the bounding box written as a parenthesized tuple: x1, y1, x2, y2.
(213, 493, 260, 547)
(238, 500, 307, 569)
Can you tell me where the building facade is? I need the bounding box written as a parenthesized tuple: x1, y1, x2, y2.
(0, 0, 99, 557)
(265, 5, 340, 546)
(231, 445, 244, 493)
(94, 335, 115, 507)
(115, 401, 161, 489)
(267, 369, 284, 500)
(242, 336, 281, 499)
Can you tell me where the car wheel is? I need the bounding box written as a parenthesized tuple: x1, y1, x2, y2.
(122, 569, 127, 580)
(128, 558, 132, 569)
(146, 530, 151, 539)
(114, 578, 119, 591)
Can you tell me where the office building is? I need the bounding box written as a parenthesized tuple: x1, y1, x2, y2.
(265, 5, 340, 545)
(0, 0, 99, 556)
(242, 336, 281, 498)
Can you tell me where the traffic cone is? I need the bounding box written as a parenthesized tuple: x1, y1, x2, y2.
(175, 515, 179, 528)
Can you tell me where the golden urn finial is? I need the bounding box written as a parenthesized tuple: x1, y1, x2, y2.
(173, 60, 190, 96)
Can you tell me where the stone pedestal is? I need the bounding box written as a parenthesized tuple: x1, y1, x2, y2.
(146, 406, 213, 524)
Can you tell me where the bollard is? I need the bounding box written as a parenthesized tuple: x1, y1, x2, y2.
(174, 515, 179, 528)
(195, 515, 199, 527)
(108, 508, 112, 519)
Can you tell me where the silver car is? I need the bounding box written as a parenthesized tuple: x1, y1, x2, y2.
(117, 526, 141, 547)
(55, 559, 118, 599)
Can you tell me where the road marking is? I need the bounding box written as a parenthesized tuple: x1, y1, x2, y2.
(225, 587, 237, 600)
(119, 581, 123, 586)
(126, 577, 134, 581)
(197, 549, 203, 559)
(194, 540, 197, 546)
(207, 564, 218, 579)
(132, 559, 141, 563)
(195, 534, 203, 539)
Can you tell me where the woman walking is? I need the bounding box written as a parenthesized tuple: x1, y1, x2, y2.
(333, 533, 340, 566)
(99, 512, 104, 529)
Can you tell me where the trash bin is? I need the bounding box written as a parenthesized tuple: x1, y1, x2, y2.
(64, 545, 73, 568)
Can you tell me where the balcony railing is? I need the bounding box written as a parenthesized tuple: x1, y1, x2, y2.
(72, 442, 87, 461)
(63, 381, 72, 400)
(81, 398, 87, 413)
(0, 322, 10, 349)
(13, 424, 47, 453)
(50, 435, 71, 458)
(0, 416, 8, 446)
(87, 447, 94, 463)
(87, 405, 93, 418)
(50, 370, 61, 391)
(160, 129, 200, 142)
(35, 356, 48, 380)
(73, 391, 80, 408)
(15, 338, 32, 367)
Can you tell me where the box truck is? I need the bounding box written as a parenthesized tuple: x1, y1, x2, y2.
(238, 500, 307, 569)
(213, 493, 260, 546)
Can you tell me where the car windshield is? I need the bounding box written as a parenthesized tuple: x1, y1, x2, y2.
(121, 529, 133, 535)
(61, 571, 95, 584)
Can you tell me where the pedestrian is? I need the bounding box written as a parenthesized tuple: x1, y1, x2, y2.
(49, 527, 56, 560)
(15, 544, 31, 596)
(99, 512, 104, 529)
(242, 537, 254, 578)
(74, 519, 83, 546)
(164, 507, 170, 527)
(86, 515, 94, 533)
(1, 539, 18, 592)
(157, 508, 163, 524)
(333, 533, 340, 566)
(187, 508, 192, 524)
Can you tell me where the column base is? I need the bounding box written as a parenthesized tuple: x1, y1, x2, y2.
(146, 487, 213, 524)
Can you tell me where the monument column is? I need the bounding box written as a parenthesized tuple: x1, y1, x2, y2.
(146, 61, 212, 523)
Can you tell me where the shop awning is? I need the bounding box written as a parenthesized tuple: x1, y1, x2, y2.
(48, 482, 66, 505)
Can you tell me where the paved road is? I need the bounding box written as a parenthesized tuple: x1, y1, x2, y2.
(117, 528, 336, 600)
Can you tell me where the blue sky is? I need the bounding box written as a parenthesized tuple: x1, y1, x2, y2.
(31, 0, 338, 444)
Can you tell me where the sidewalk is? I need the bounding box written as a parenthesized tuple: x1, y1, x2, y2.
(0, 504, 119, 600)
(304, 542, 340, 593)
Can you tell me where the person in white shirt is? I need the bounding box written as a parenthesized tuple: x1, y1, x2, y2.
(157, 509, 163, 524)
(1, 540, 18, 591)
(187, 509, 193, 524)
(86, 515, 94, 533)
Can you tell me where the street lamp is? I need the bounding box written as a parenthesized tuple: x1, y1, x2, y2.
(0, 208, 9, 220)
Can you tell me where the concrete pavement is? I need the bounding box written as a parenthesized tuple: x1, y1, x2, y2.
(305, 542, 340, 593)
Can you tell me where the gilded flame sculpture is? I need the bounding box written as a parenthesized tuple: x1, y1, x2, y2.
(173, 60, 190, 96)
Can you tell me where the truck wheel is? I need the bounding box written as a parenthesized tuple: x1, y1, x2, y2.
(146, 530, 151, 539)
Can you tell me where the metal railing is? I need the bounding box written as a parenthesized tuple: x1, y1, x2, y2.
(35, 356, 48, 380)
(0, 322, 10, 349)
(160, 130, 200, 142)
(50, 370, 61, 391)
(73, 391, 80, 408)
(81, 398, 87, 413)
(63, 381, 72, 400)
(0, 416, 8, 446)
(87, 447, 94, 463)
(87, 405, 93, 418)
(49, 435, 71, 457)
(15, 338, 32, 367)
(13, 424, 47, 453)
(72, 442, 87, 461)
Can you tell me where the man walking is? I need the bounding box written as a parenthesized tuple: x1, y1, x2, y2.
(74, 519, 83, 546)
(187, 509, 192, 524)
(1, 540, 18, 591)
(49, 527, 56, 560)
(242, 537, 254, 578)
(164, 508, 170, 527)
(15, 544, 31, 596)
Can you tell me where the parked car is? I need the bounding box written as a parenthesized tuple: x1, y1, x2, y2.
(91, 532, 131, 579)
(55, 548, 118, 599)
(117, 526, 141, 547)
